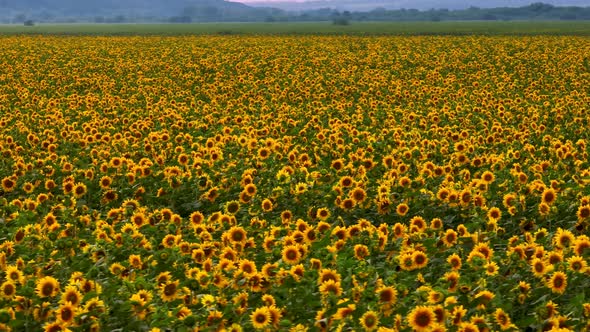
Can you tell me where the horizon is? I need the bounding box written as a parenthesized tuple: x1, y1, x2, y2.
(2, 0, 590, 24)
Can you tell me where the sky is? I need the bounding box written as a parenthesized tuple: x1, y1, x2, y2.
(237, 0, 590, 7)
(232, 0, 590, 15)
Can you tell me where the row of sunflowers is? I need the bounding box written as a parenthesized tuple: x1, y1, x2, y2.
(0, 35, 589, 331)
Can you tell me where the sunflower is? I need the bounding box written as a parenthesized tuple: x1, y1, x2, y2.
(306, 258, 321, 272)
(376, 286, 397, 305)
(444, 271, 460, 292)
(43, 322, 68, 332)
(202, 187, 219, 202)
(516, 172, 528, 184)
(228, 226, 247, 244)
(494, 308, 514, 330)
(56, 302, 76, 325)
(227, 324, 243, 332)
(573, 236, 590, 255)
(354, 244, 370, 260)
(60, 285, 82, 307)
(99, 176, 113, 189)
(474, 290, 495, 306)
(109, 157, 123, 168)
(340, 198, 355, 210)
(407, 306, 436, 332)
(331, 159, 345, 171)
(545, 251, 563, 266)
(396, 203, 409, 216)
(177, 153, 190, 166)
(294, 182, 308, 195)
(480, 171, 495, 184)
(436, 188, 450, 201)
(267, 305, 282, 326)
(102, 190, 118, 202)
(72, 182, 87, 198)
(317, 207, 330, 220)
(530, 258, 551, 277)
(318, 279, 342, 297)
(474, 194, 486, 208)
(487, 207, 501, 221)
(224, 200, 241, 215)
(1, 177, 16, 192)
(458, 322, 479, 332)
(470, 242, 494, 261)
(430, 218, 443, 230)
(238, 259, 258, 277)
(423, 290, 441, 305)
(161, 234, 177, 248)
(553, 228, 575, 249)
(258, 294, 275, 307)
(408, 216, 426, 233)
(544, 300, 560, 319)
(577, 205, 590, 221)
(34, 301, 53, 321)
(442, 229, 458, 247)
(0, 281, 16, 299)
(109, 262, 125, 276)
(36, 276, 60, 298)
(129, 254, 143, 269)
(281, 245, 302, 265)
(176, 305, 191, 320)
(478, 257, 496, 275)
(160, 280, 180, 302)
(398, 176, 411, 188)
(412, 251, 429, 269)
(261, 198, 273, 212)
(546, 271, 567, 294)
(377, 198, 392, 215)
(502, 193, 517, 208)
(251, 307, 271, 329)
(447, 254, 462, 270)
(334, 301, 356, 320)
(566, 255, 587, 273)
(318, 268, 341, 285)
(459, 189, 471, 206)
(188, 211, 204, 226)
(22, 181, 35, 194)
(541, 188, 557, 205)
(43, 212, 59, 229)
(339, 176, 354, 188)
(359, 310, 380, 331)
(257, 147, 271, 159)
(398, 252, 415, 271)
(350, 187, 367, 204)
(538, 202, 551, 216)
(243, 183, 257, 197)
(5, 265, 25, 284)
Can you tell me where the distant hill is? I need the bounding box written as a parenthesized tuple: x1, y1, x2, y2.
(246, 0, 590, 11)
(1, 0, 589, 23)
(0, 0, 282, 23)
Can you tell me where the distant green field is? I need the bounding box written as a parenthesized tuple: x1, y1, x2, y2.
(1, 21, 590, 35)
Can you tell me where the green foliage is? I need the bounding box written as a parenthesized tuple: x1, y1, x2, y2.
(1, 21, 590, 36)
(332, 18, 351, 26)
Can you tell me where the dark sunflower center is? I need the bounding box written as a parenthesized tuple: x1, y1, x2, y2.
(415, 311, 432, 327)
(164, 283, 176, 296)
(42, 283, 54, 296)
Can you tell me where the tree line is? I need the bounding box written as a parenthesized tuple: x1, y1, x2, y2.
(4, 2, 590, 24)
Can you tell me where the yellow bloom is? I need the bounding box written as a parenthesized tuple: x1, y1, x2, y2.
(250, 307, 271, 329)
(407, 306, 436, 332)
(35, 276, 60, 298)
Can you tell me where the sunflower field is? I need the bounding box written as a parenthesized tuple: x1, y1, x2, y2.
(0, 35, 589, 331)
